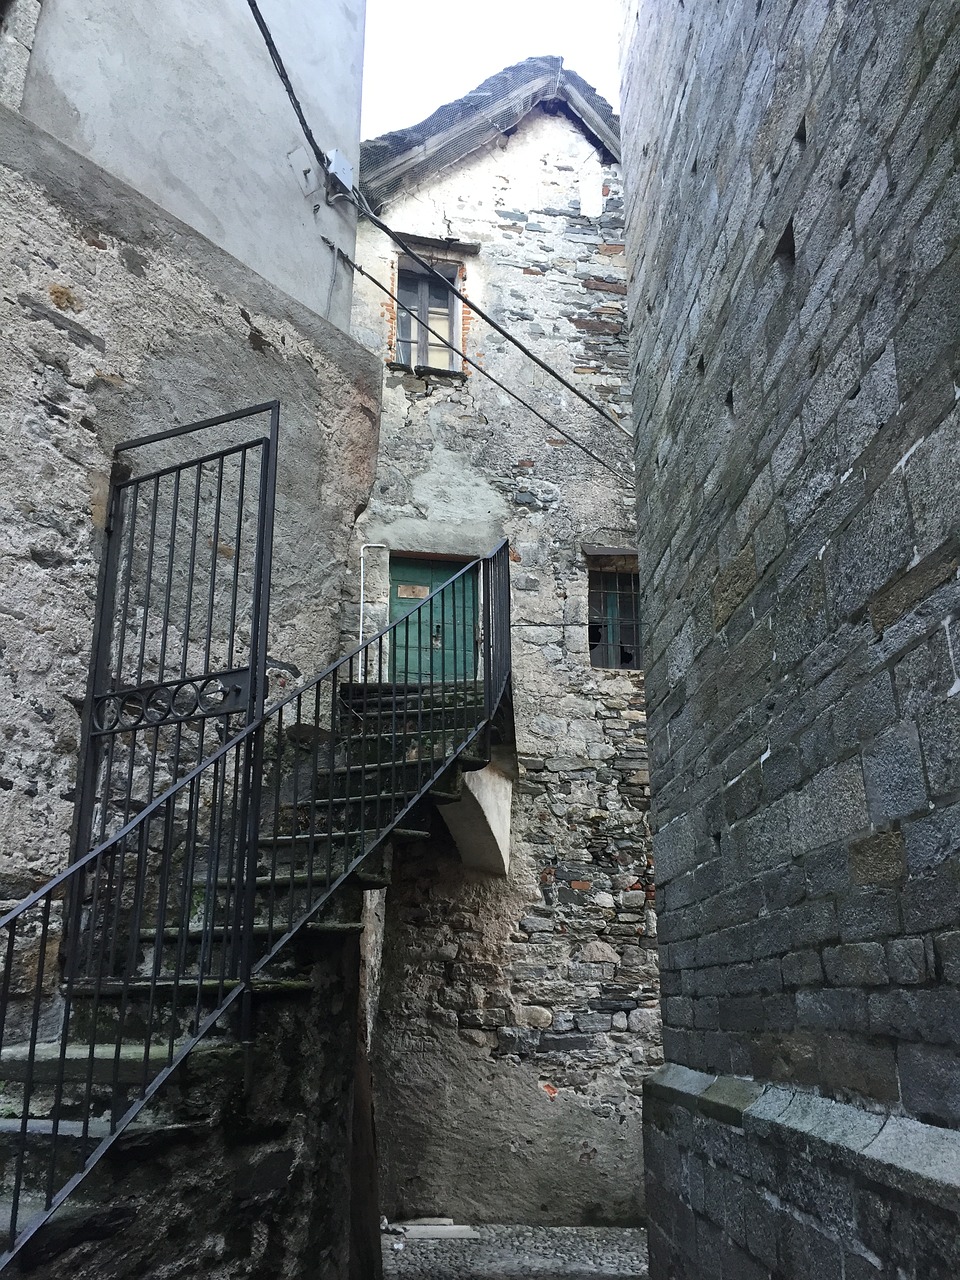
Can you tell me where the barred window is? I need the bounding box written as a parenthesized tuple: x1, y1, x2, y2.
(588, 569, 641, 670)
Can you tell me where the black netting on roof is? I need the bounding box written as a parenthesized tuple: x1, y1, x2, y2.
(360, 56, 620, 211)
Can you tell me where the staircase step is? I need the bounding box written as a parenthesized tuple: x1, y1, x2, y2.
(201, 865, 394, 892)
(295, 759, 437, 779)
(257, 831, 354, 846)
(266, 787, 420, 816)
(0, 1116, 200, 1141)
(269, 762, 442, 803)
(458, 754, 490, 772)
(428, 790, 461, 804)
(0, 1116, 207, 1204)
(256, 828, 408, 852)
(339, 681, 484, 701)
(66, 978, 316, 998)
(256, 832, 372, 851)
(1, 1043, 173, 1086)
(0, 1040, 242, 1085)
(203, 871, 346, 891)
(137, 921, 361, 943)
(342, 729, 476, 752)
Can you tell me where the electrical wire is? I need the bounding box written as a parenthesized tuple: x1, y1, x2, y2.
(354, 195, 634, 442)
(244, 0, 333, 184)
(243, 0, 635, 451)
(325, 239, 623, 476)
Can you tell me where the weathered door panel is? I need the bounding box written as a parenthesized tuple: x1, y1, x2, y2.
(388, 557, 478, 682)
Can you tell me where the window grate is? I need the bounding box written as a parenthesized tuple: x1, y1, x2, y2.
(588, 570, 641, 670)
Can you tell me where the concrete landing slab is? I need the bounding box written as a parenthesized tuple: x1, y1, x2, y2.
(401, 1224, 481, 1239)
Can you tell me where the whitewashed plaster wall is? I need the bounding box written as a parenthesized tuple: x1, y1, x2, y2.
(18, 0, 364, 330)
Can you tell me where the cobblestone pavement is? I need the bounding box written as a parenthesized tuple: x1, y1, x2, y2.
(381, 1225, 649, 1279)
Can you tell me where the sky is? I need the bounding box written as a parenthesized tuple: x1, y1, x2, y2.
(360, 0, 624, 140)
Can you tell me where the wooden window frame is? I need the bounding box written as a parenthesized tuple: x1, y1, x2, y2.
(395, 256, 459, 372)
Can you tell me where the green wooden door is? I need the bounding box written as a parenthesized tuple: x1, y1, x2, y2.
(389, 557, 478, 682)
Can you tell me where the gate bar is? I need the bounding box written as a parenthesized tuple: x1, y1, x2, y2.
(114, 399, 280, 455)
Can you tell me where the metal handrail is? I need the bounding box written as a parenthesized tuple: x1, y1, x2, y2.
(0, 540, 511, 1267)
(4, 538, 509, 933)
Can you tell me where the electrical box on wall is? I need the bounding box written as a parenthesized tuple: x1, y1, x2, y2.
(327, 148, 354, 192)
(288, 145, 353, 198)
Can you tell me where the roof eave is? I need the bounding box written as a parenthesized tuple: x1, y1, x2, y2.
(560, 83, 621, 164)
(360, 70, 560, 211)
(360, 64, 620, 213)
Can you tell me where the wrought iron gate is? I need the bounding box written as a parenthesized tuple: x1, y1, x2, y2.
(74, 402, 280, 863)
(0, 518, 511, 1267)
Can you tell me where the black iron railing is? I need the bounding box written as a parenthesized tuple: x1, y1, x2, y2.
(0, 539, 510, 1267)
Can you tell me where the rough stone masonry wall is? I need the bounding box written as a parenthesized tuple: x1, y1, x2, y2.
(0, 103, 380, 892)
(0, 103, 381, 1275)
(621, 0, 960, 1275)
(18, 933, 365, 1280)
(0, 0, 40, 108)
(351, 106, 658, 1225)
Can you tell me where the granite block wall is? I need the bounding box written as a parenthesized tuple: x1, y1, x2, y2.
(620, 0, 960, 1272)
(644, 1066, 960, 1280)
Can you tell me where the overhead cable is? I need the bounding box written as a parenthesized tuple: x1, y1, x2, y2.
(353, 195, 634, 442)
(324, 239, 622, 476)
(244, 0, 635, 447)
(244, 0, 333, 184)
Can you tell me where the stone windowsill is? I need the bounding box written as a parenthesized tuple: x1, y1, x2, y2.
(386, 361, 468, 383)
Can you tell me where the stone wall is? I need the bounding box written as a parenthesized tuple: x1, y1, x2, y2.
(621, 0, 960, 1273)
(645, 1066, 960, 1280)
(16, 932, 368, 1280)
(0, 98, 382, 1278)
(0, 0, 41, 107)
(0, 102, 380, 887)
(351, 104, 658, 1224)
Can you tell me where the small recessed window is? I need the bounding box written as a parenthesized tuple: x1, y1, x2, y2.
(396, 257, 458, 371)
(588, 569, 642, 670)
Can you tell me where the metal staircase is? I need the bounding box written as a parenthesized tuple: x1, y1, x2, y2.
(0, 415, 511, 1266)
